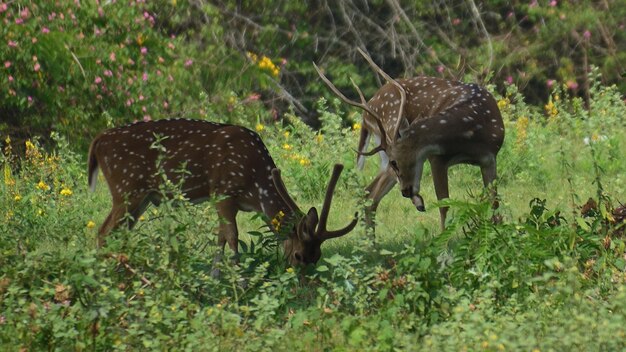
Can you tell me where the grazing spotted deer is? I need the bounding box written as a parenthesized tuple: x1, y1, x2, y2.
(88, 119, 357, 266)
(314, 49, 504, 230)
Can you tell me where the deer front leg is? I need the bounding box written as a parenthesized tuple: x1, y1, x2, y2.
(480, 155, 499, 209)
(430, 157, 450, 231)
(212, 198, 240, 278)
(480, 155, 502, 224)
(364, 167, 397, 231)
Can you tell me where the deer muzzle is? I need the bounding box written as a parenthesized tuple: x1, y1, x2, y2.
(411, 194, 426, 212)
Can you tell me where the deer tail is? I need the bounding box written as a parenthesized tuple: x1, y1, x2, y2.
(87, 137, 100, 192)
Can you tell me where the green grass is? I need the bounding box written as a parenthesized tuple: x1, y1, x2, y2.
(1, 84, 626, 350)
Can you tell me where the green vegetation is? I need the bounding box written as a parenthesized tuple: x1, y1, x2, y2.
(1, 1, 626, 351)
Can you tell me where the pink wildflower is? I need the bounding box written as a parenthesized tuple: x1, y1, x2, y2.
(140, 47, 147, 55)
(566, 80, 579, 90)
(8, 40, 17, 47)
(8, 75, 13, 82)
(0, 3, 8, 13)
(184, 59, 193, 67)
(4, 61, 10, 68)
(142, 72, 148, 81)
(42, 27, 50, 34)
(109, 52, 116, 61)
(549, 0, 557, 6)
(104, 69, 113, 77)
(506, 76, 513, 85)
(143, 115, 151, 122)
(34, 63, 40, 71)
(583, 30, 591, 39)
(94, 76, 102, 84)
(15, 18, 24, 25)
(437, 65, 445, 73)
(546, 79, 555, 88)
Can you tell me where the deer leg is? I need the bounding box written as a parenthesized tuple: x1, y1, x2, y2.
(480, 156, 499, 209)
(215, 198, 240, 260)
(211, 198, 240, 278)
(364, 167, 397, 229)
(430, 157, 450, 231)
(356, 127, 371, 170)
(97, 195, 149, 248)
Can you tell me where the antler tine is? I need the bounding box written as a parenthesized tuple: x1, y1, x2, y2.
(356, 48, 407, 142)
(271, 168, 301, 215)
(316, 164, 344, 234)
(313, 62, 389, 154)
(316, 164, 359, 241)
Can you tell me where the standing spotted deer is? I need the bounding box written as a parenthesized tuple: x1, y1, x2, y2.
(88, 119, 358, 266)
(315, 49, 504, 230)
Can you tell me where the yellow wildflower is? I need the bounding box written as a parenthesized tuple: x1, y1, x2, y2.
(272, 210, 285, 231)
(60, 187, 73, 196)
(283, 131, 290, 138)
(3, 164, 15, 186)
(36, 180, 50, 191)
(315, 134, 323, 143)
(286, 267, 295, 273)
(139, 215, 145, 221)
(247, 52, 258, 62)
(282, 143, 292, 151)
(37, 209, 44, 216)
(299, 158, 311, 166)
(497, 98, 509, 110)
(255, 123, 265, 132)
(544, 100, 558, 118)
(136, 33, 144, 46)
(87, 220, 96, 229)
(515, 116, 529, 148)
(14, 194, 22, 201)
(228, 96, 237, 105)
(352, 122, 362, 131)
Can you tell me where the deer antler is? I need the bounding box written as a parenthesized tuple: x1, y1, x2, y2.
(316, 164, 359, 241)
(356, 48, 407, 142)
(313, 62, 389, 154)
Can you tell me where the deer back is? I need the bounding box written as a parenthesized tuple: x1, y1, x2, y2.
(363, 76, 504, 153)
(88, 119, 282, 213)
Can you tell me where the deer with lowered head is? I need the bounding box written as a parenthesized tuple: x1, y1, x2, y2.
(315, 49, 504, 231)
(88, 119, 358, 266)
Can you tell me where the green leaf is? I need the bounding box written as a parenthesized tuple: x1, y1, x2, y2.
(575, 217, 591, 232)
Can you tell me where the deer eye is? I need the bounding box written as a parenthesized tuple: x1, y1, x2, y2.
(390, 160, 399, 171)
(294, 252, 303, 262)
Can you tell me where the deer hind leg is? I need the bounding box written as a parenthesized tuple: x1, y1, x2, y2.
(97, 194, 151, 248)
(364, 167, 397, 230)
(430, 157, 450, 231)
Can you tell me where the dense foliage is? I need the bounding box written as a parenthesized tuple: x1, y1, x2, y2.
(1, 1, 625, 145)
(1, 79, 626, 349)
(1, 1, 626, 350)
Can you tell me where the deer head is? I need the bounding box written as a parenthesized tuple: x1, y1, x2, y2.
(88, 119, 357, 266)
(315, 49, 504, 230)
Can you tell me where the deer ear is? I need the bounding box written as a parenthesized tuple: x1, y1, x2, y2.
(297, 207, 318, 241)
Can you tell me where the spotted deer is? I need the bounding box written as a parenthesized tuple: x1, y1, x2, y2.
(314, 49, 504, 230)
(88, 119, 358, 266)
